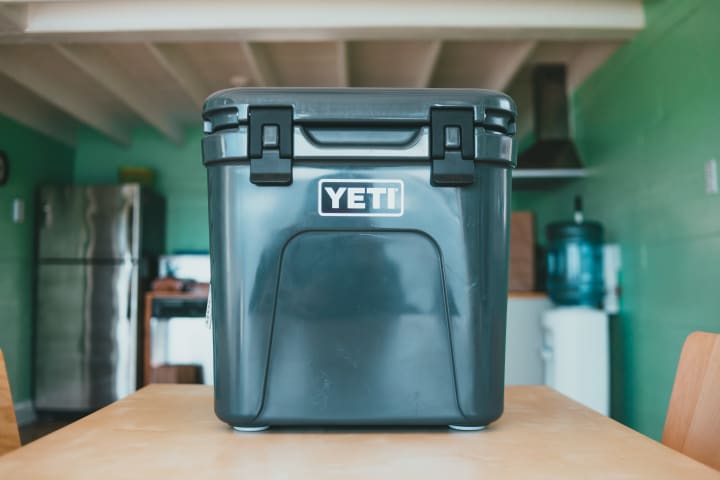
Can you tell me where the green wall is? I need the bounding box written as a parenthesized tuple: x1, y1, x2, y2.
(0, 115, 75, 403)
(73, 126, 208, 253)
(519, 0, 720, 439)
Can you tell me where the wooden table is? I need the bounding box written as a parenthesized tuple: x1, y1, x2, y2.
(1, 385, 718, 479)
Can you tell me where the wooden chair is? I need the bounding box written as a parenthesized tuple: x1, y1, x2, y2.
(662, 331, 720, 470)
(0, 349, 21, 455)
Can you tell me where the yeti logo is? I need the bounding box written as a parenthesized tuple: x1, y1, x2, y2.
(318, 179, 404, 217)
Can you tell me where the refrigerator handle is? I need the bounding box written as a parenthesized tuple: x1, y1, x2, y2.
(40, 201, 52, 227)
(126, 264, 137, 323)
(126, 201, 135, 259)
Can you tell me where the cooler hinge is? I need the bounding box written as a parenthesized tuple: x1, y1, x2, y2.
(430, 107, 475, 186)
(248, 107, 293, 185)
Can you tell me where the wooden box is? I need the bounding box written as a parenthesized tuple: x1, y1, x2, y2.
(150, 364, 204, 384)
(509, 211, 536, 292)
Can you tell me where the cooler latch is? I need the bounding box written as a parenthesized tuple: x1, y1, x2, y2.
(430, 108, 475, 186)
(248, 107, 293, 185)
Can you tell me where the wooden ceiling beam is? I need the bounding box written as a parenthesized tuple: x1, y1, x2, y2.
(0, 4, 26, 33)
(415, 40, 443, 88)
(337, 41, 349, 87)
(145, 42, 210, 108)
(0, 73, 77, 146)
(0, 45, 131, 144)
(53, 43, 184, 143)
(241, 42, 278, 87)
(488, 41, 537, 92)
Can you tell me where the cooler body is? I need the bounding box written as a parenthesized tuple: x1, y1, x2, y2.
(202, 89, 517, 428)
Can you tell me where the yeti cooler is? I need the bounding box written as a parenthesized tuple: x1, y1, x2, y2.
(202, 89, 517, 430)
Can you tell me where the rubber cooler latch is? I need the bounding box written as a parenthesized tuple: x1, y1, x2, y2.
(249, 107, 293, 185)
(430, 107, 475, 186)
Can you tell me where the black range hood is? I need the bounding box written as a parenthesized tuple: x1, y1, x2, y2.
(518, 64, 582, 169)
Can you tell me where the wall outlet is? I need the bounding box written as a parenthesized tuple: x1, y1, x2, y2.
(12, 198, 25, 224)
(706, 158, 718, 195)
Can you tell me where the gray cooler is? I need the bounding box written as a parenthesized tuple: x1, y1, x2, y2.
(201, 89, 517, 430)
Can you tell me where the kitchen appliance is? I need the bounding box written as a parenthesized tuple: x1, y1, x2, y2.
(505, 295, 552, 385)
(34, 184, 165, 411)
(202, 88, 517, 430)
(518, 64, 583, 170)
(542, 307, 610, 415)
(158, 254, 211, 283)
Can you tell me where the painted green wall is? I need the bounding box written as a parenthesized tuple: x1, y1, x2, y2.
(519, 0, 720, 439)
(73, 126, 208, 253)
(0, 115, 75, 403)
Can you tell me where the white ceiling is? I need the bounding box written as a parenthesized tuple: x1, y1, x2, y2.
(0, 0, 645, 145)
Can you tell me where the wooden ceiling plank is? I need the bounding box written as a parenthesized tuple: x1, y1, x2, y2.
(53, 43, 183, 143)
(0, 45, 131, 144)
(0, 4, 26, 33)
(145, 42, 210, 108)
(337, 41, 349, 87)
(241, 42, 278, 87)
(0, 73, 77, 146)
(416, 40, 443, 88)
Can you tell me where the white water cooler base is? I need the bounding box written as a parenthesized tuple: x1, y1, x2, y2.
(542, 307, 609, 416)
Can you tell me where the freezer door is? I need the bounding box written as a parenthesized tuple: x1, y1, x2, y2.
(35, 262, 138, 411)
(38, 185, 140, 260)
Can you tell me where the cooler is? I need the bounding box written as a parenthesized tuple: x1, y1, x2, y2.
(201, 88, 517, 430)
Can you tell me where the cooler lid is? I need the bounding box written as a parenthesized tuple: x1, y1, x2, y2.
(201, 88, 517, 186)
(203, 88, 516, 130)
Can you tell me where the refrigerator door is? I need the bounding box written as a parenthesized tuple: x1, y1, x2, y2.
(38, 185, 140, 261)
(35, 262, 138, 411)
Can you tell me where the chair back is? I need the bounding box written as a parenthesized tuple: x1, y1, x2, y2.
(0, 349, 20, 455)
(662, 331, 720, 470)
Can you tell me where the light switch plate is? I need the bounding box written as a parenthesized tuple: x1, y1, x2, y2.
(12, 198, 24, 224)
(705, 158, 718, 195)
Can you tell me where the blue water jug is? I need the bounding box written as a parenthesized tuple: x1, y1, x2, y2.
(546, 197, 604, 306)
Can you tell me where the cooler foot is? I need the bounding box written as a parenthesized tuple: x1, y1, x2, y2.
(233, 425, 270, 432)
(448, 424, 486, 431)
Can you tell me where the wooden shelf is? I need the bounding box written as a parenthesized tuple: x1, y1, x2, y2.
(512, 168, 587, 190)
(143, 291, 209, 386)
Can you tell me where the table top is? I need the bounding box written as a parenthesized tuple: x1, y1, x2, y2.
(1, 385, 718, 479)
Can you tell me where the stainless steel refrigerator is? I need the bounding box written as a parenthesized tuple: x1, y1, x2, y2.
(35, 184, 165, 411)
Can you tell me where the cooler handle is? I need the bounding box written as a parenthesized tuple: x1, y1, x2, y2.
(294, 126, 429, 159)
